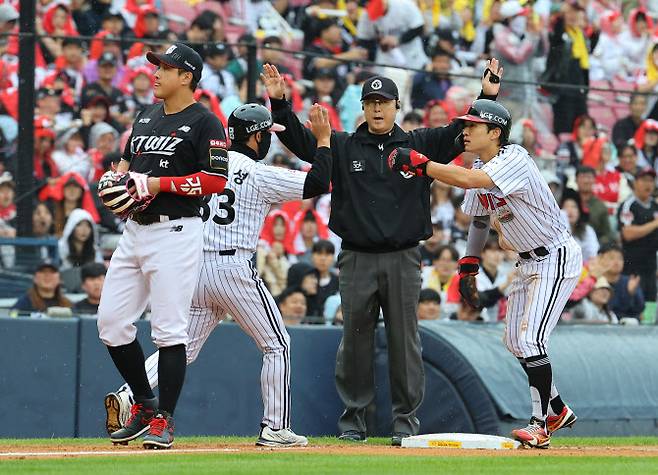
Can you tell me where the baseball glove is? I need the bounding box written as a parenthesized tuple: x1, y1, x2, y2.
(458, 256, 482, 309)
(98, 171, 152, 219)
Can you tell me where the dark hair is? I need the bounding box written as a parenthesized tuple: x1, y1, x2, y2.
(62, 37, 83, 49)
(435, 244, 459, 262)
(403, 111, 423, 124)
(431, 47, 452, 60)
(67, 220, 96, 267)
(486, 123, 504, 145)
(419, 288, 441, 304)
(575, 165, 596, 177)
(178, 69, 198, 92)
(276, 286, 305, 306)
(560, 190, 588, 239)
(617, 143, 637, 157)
(191, 14, 213, 31)
(598, 242, 623, 256)
(312, 239, 335, 255)
(81, 262, 106, 281)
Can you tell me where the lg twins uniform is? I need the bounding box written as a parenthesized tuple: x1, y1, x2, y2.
(461, 144, 583, 358)
(134, 147, 311, 430)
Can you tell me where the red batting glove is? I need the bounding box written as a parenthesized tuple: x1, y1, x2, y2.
(387, 147, 430, 176)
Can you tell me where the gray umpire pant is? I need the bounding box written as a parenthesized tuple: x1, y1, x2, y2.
(335, 247, 425, 436)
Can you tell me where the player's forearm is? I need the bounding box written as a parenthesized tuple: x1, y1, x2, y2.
(147, 172, 227, 196)
(621, 221, 658, 241)
(465, 216, 491, 257)
(425, 162, 493, 189)
(117, 160, 130, 173)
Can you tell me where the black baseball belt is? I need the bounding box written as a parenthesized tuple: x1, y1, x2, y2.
(131, 212, 182, 226)
(518, 246, 549, 260)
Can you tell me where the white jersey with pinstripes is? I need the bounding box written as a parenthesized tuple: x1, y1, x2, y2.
(460, 144, 583, 359)
(461, 144, 570, 252)
(202, 150, 307, 252)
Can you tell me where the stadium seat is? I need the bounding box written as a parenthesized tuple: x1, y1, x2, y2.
(162, 0, 198, 34)
(195, 1, 227, 17)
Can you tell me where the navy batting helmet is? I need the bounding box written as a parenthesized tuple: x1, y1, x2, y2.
(227, 103, 285, 143)
(456, 99, 512, 144)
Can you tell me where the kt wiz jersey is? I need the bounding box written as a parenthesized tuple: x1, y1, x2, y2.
(461, 144, 570, 252)
(123, 102, 229, 217)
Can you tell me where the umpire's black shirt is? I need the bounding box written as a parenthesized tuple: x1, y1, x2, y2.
(271, 96, 493, 252)
(123, 102, 228, 217)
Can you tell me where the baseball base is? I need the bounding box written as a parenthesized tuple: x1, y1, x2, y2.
(400, 433, 520, 450)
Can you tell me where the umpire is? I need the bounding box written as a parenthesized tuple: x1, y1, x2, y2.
(262, 61, 503, 445)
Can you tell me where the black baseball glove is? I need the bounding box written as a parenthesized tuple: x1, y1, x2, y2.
(458, 256, 482, 309)
(98, 171, 151, 219)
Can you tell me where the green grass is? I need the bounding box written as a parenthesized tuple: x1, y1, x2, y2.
(2, 454, 658, 475)
(1, 437, 657, 475)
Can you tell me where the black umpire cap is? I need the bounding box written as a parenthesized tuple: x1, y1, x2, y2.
(147, 43, 203, 83)
(361, 76, 399, 101)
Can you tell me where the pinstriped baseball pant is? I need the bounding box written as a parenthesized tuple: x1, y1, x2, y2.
(504, 238, 582, 358)
(123, 251, 291, 430)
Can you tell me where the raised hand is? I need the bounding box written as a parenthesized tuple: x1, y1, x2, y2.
(308, 103, 332, 146)
(482, 57, 504, 96)
(260, 63, 286, 100)
(628, 274, 641, 295)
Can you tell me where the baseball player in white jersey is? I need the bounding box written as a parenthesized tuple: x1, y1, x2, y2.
(104, 103, 334, 447)
(388, 99, 582, 449)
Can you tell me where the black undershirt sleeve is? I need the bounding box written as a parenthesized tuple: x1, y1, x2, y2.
(399, 25, 424, 45)
(302, 146, 332, 199)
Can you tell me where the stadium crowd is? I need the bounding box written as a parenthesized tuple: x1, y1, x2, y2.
(1, 0, 658, 325)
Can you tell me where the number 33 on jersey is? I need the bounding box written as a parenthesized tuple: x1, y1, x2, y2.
(200, 151, 309, 252)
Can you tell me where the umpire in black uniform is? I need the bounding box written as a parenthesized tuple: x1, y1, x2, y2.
(262, 61, 503, 445)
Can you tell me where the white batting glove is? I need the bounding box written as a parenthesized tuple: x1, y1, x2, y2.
(126, 171, 153, 201)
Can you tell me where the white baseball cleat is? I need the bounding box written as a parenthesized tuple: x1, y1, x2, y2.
(256, 427, 309, 447)
(104, 389, 133, 435)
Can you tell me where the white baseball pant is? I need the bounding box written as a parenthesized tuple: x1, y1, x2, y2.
(504, 238, 582, 358)
(120, 250, 291, 430)
(98, 217, 203, 348)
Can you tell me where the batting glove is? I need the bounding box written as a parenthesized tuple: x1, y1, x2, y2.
(387, 147, 429, 177)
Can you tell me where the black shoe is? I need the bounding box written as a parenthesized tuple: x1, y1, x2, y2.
(391, 432, 410, 447)
(143, 412, 175, 450)
(338, 430, 367, 442)
(110, 397, 158, 445)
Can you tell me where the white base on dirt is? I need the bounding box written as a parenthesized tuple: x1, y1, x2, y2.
(401, 433, 520, 450)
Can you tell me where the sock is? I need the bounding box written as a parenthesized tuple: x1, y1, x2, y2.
(158, 344, 187, 416)
(549, 382, 565, 416)
(524, 355, 552, 422)
(520, 357, 564, 418)
(107, 340, 155, 401)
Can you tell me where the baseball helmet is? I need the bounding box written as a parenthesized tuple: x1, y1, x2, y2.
(227, 103, 285, 142)
(456, 99, 511, 143)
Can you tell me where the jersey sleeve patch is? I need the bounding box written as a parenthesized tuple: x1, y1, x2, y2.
(209, 147, 229, 179)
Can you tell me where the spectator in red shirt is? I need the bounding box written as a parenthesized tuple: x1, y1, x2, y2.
(583, 136, 632, 215)
(33, 117, 58, 183)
